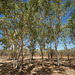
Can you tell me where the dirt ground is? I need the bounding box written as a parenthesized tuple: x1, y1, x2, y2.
(0, 56, 75, 75)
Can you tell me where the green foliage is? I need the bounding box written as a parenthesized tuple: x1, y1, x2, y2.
(0, 0, 74, 60)
(68, 10, 75, 40)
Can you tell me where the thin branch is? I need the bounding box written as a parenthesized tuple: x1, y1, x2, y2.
(31, 17, 40, 24)
(25, 4, 34, 25)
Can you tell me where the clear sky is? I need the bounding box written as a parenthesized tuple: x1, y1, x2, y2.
(0, 1, 75, 50)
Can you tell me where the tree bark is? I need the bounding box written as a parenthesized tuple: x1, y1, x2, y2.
(54, 29, 59, 66)
(64, 40, 70, 60)
(50, 43, 53, 59)
(29, 40, 32, 63)
(21, 36, 24, 70)
(40, 46, 44, 67)
(48, 51, 50, 60)
(16, 48, 20, 69)
(12, 44, 15, 68)
(31, 51, 34, 60)
(31, 43, 35, 60)
(55, 38, 59, 66)
(50, 50, 53, 59)
(68, 54, 70, 60)
(47, 45, 50, 60)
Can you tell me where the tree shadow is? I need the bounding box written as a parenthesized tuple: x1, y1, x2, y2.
(33, 67, 52, 75)
(0, 63, 7, 69)
(26, 64, 35, 73)
(6, 58, 13, 60)
(0, 57, 75, 75)
(59, 59, 75, 70)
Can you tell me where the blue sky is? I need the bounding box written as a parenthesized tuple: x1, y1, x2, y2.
(0, 1, 75, 50)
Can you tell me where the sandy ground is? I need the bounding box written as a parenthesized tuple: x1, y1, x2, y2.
(0, 56, 75, 75)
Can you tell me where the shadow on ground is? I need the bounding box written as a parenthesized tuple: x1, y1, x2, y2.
(0, 58, 75, 75)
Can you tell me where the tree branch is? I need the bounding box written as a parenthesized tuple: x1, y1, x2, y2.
(25, 4, 34, 25)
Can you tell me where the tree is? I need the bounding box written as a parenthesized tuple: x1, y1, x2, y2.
(68, 9, 75, 41)
(0, 0, 42, 70)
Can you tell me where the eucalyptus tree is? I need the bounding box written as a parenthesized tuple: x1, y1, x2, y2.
(28, 26, 38, 62)
(0, 0, 43, 70)
(35, 0, 54, 63)
(17, 0, 44, 70)
(68, 9, 75, 42)
(60, 1, 75, 60)
(60, 24, 71, 60)
(44, 25, 54, 60)
(60, 19, 75, 60)
(28, 39, 36, 61)
(44, 0, 73, 66)
(36, 21, 47, 67)
(25, 0, 52, 64)
(35, 0, 61, 66)
(0, 14, 23, 68)
(0, 0, 22, 68)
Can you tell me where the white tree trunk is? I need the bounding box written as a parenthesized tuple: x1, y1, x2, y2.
(12, 44, 15, 68)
